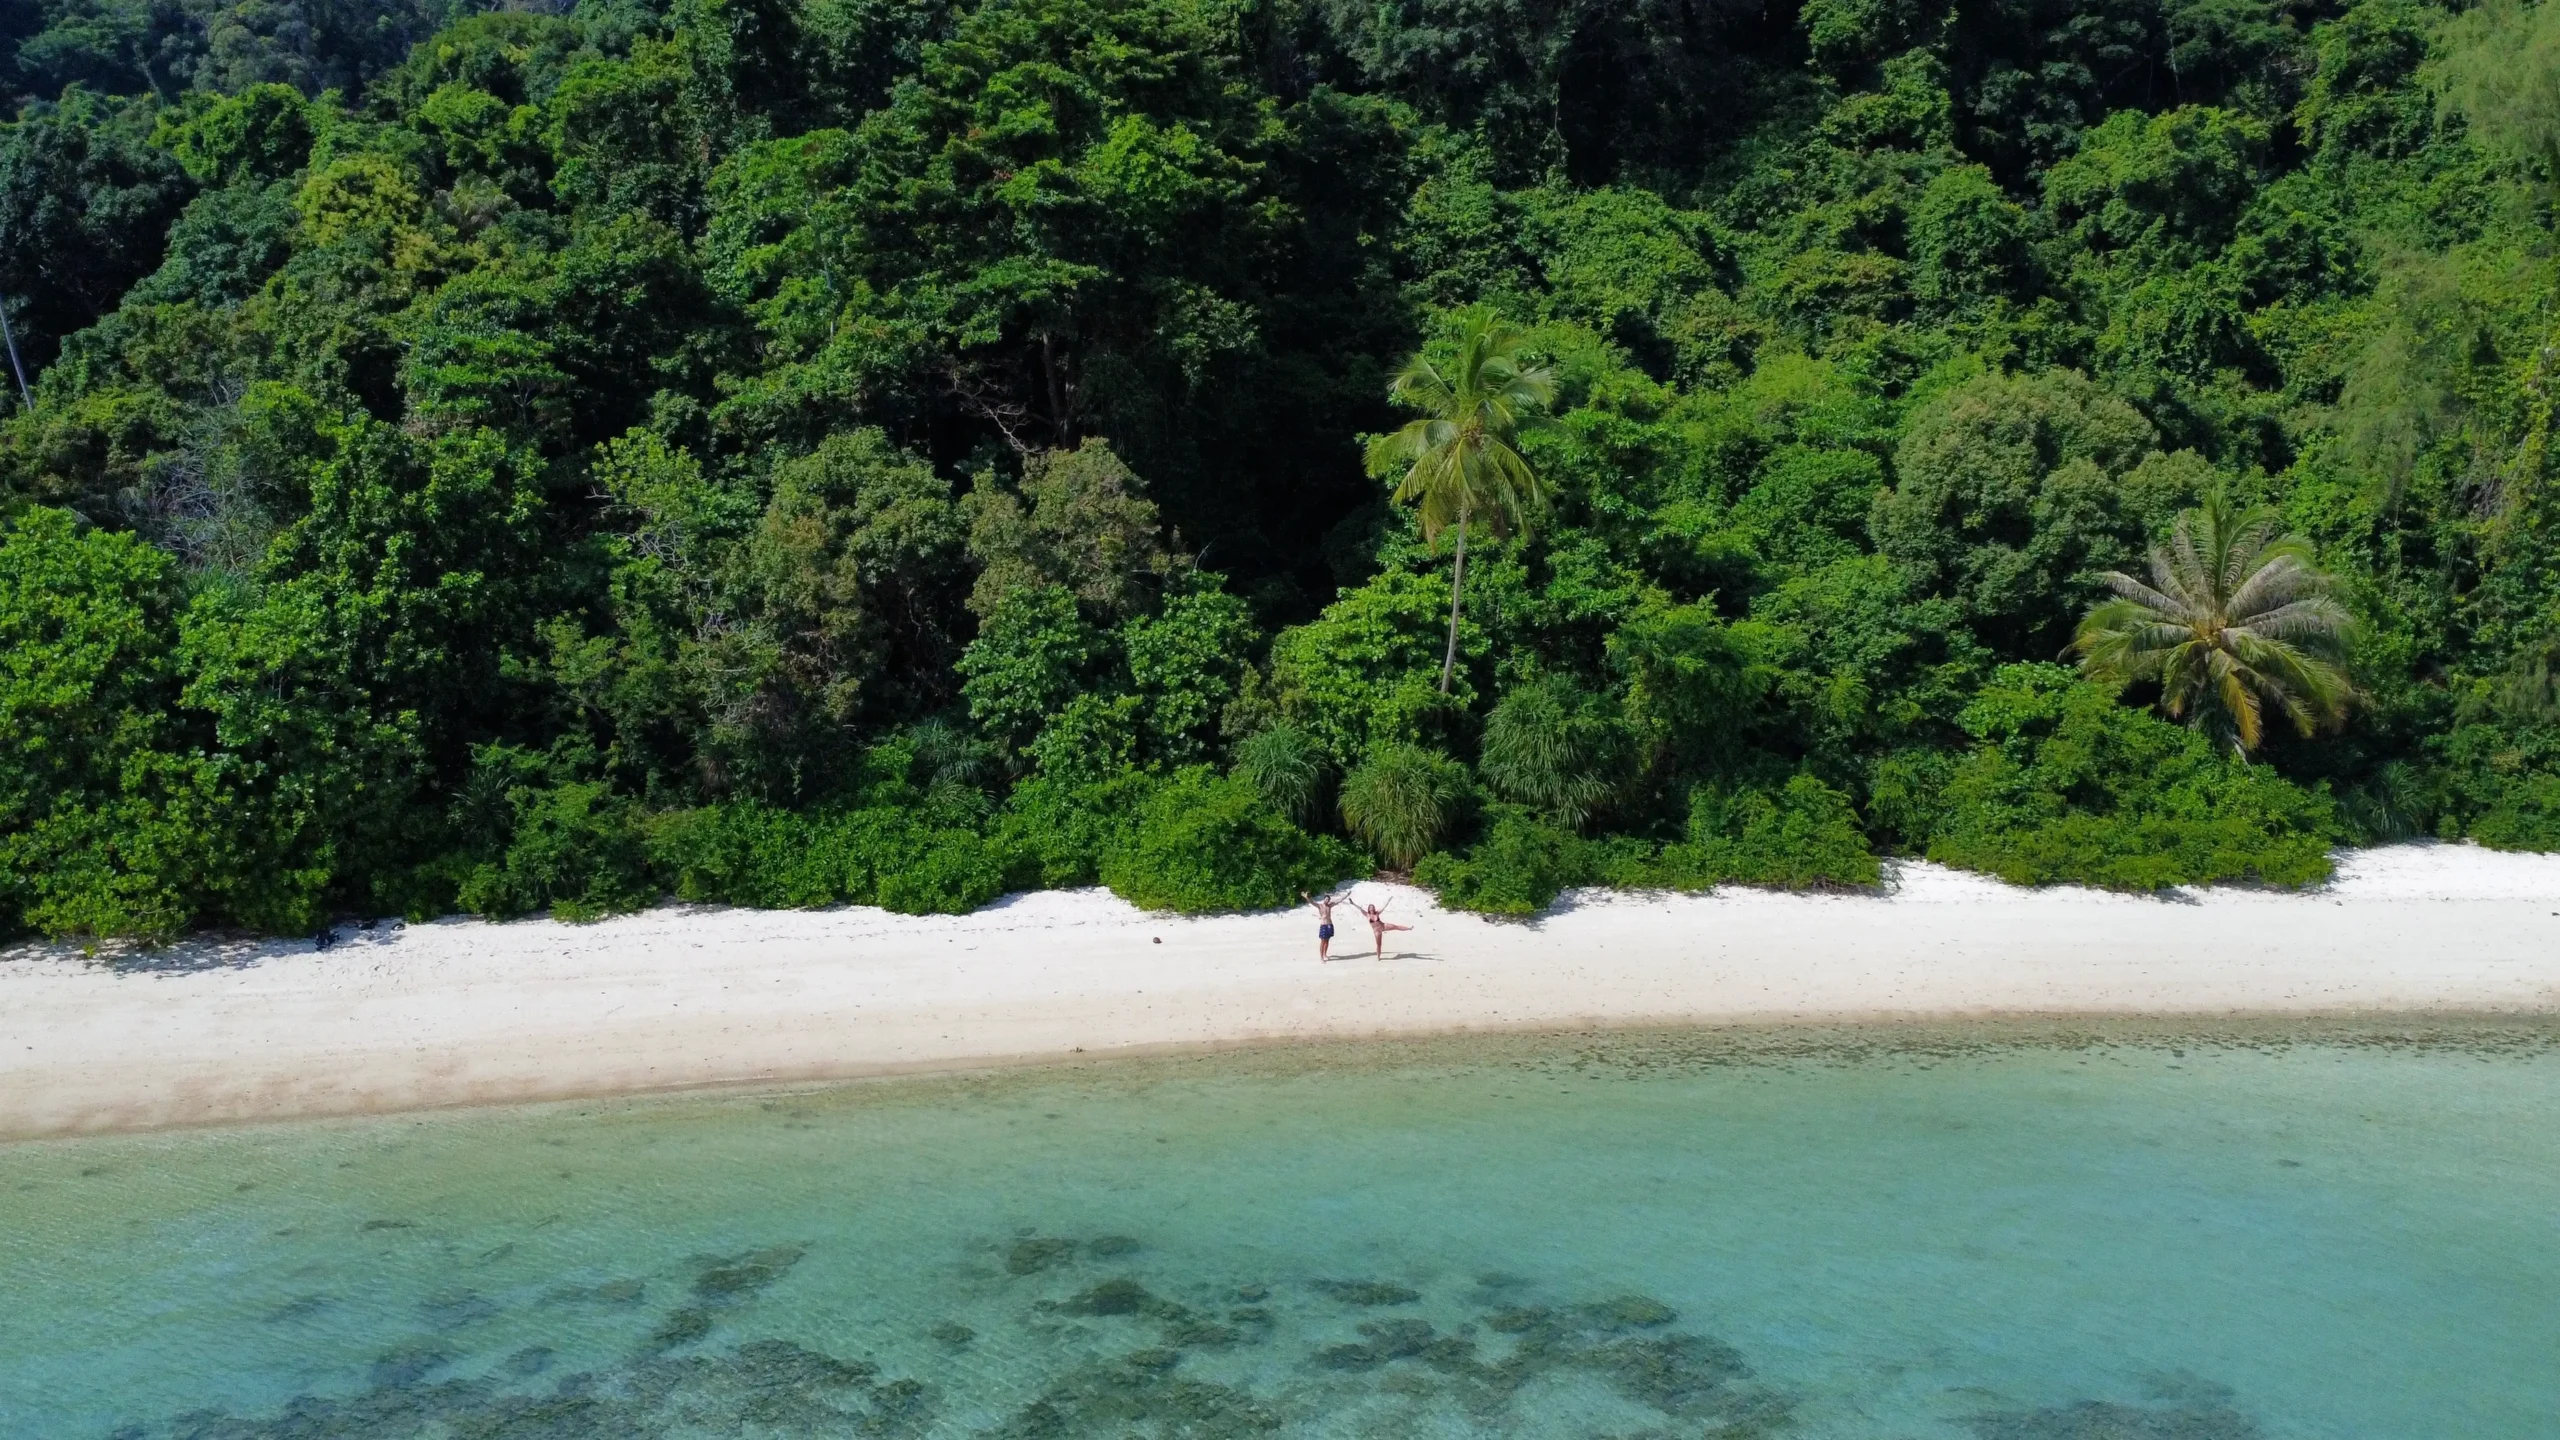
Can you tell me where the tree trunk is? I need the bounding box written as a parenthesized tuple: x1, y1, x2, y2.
(1040, 333, 1071, 443)
(1439, 511, 1468, 693)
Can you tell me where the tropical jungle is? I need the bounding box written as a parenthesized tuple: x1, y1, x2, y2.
(6, 0, 2560, 938)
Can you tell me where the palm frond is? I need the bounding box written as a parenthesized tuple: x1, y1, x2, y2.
(2224, 557, 2327, 619)
(2095, 569, 2189, 617)
(2234, 595, 2354, 648)
(1369, 307, 1554, 550)
(2076, 498, 2358, 754)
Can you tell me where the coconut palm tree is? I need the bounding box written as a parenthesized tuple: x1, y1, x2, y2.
(2073, 498, 2355, 755)
(1365, 307, 1555, 692)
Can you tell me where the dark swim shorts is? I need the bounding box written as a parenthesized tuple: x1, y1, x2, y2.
(1318, 924, 1335, 940)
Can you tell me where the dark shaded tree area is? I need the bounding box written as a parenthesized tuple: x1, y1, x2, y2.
(7, 0, 2560, 936)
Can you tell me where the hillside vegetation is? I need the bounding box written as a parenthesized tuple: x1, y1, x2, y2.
(7, 0, 2560, 935)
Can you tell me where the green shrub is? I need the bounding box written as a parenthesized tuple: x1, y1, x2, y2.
(649, 803, 1007, 915)
(1269, 570, 1479, 764)
(1923, 664, 2341, 888)
(1230, 723, 1327, 824)
(458, 780, 658, 921)
(1866, 747, 1958, 850)
(1122, 574, 1258, 762)
(957, 584, 1110, 755)
(1339, 743, 1473, 869)
(2462, 772, 2560, 851)
(1652, 773, 1882, 890)
(0, 508, 334, 939)
(2426, 721, 2560, 850)
(1028, 692, 1145, 783)
(650, 802, 854, 908)
(988, 770, 1161, 889)
(873, 827, 1008, 914)
(1477, 677, 1629, 829)
(1415, 807, 1595, 915)
(1100, 769, 1359, 913)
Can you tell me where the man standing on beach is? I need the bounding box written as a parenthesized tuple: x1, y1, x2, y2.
(1304, 891, 1341, 961)
(1355, 896, 1410, 960)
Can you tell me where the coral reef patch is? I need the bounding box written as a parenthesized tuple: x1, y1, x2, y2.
(103, 1226, 2271, 1440)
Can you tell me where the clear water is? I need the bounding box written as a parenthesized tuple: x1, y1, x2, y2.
(4, 1023, 2556, 1439)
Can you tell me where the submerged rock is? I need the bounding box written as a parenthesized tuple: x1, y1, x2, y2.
(1580, 1332, 1755, 1415)
(987, 1351, 1280, 1440)
(365, 1340, 454, 1390)
(259, 1293, 332, 1324)
(1060, 1277, 1156, 1316)
(643, 1304, 715, 1352)
(417, 1290, 500, 1330)
(1578, 1294, 1678, 1330)
(127, 1338, 927, 1439)
(1310, 1279, 1421, 1306)
(1007, 1236, 1078, 1275)
(1966, 1399, 2267, 1439)
(117, 1240, 1805, 1440)
(691, 1245, 805, 1303)
(1314, 1317, 1442, 1370)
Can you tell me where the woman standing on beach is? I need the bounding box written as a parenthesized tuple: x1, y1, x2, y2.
(1355, 897, 1410, 959)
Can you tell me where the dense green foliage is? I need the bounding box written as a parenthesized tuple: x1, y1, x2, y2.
(9, 0, 2560, 935)
(1906, 664, 2344, 888)
(1098, 768, 1361, 912)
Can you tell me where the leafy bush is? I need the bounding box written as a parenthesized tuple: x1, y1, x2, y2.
(957, 585, 1109, 755)
(1606, 601, 1775, 755)
(1027, 692, 1144, 783)
(649, 802, 856, 909)
(872, 826, 1008, 914)
(1339, 744, 1473, 869)
(648, 802, 1006, 916)
(0, 507, 349, 939)
(1415, 807, 1594, 915)
(1866, 747, 1960, 850)
(1230, 724, 1328, 825)
(1920, 665, 2341, 889)
(2422, 719, 2560, 848)
(987, 771, 1161, 890)
(457, 780, 658, 922)
(1423, 775, 1877, 908)
(1269, 571, 1479, 764)
(2461, 773, 2560, 852)
(1477, 676, 1629, 829)
(1100, 769, 1359, 913)
(1122, 575, 1259, 763)
(1653, 773, 1882, 890)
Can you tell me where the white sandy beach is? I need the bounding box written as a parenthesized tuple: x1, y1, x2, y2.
(3, 842, 2558, 1140)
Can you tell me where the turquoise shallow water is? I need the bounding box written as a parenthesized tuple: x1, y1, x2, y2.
(3, 1023, 2557, 1439)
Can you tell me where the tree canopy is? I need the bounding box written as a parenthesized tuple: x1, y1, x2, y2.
(8, 0, 2560, 933)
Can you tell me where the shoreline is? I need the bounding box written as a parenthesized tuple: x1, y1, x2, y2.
(5, 842, 2559, 1141)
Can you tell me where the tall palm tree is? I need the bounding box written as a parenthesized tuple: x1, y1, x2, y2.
(2073, 498, 2356, 755)
(1365, 307, 1555, 692)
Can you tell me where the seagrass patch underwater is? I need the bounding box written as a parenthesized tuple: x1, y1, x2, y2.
(3, 1022, 2556, 1439)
